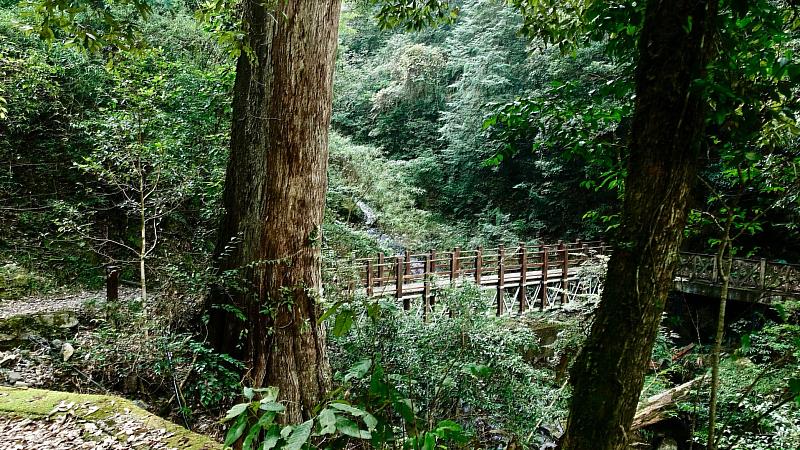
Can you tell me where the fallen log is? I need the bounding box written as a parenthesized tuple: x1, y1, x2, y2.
(632, 377, 705, 430)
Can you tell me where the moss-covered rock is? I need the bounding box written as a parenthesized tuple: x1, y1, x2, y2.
(0, 310, 79, 349)
(0, 386, 222, 449)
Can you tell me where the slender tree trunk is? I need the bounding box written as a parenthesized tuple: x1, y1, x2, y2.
(560, 1, 717, 449)
(708, 205, 738, 450)
(707, 233, 732, 450)
(207, 0, 341, 422)
(139, 163, 148, 309)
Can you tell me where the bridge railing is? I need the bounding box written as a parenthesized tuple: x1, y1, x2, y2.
(676, 252, 800, 295)
(329, 243, 800, 308)
(331, 240, 607, 306)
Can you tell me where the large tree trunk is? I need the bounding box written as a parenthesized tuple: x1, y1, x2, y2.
(207, 0, 341, 422)
(559, 1, 717, 449)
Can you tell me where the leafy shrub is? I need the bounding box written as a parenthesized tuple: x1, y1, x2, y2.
(681, 302, 800, 450)
(61, 299, 243, 421)
(328, 284, 565, 448)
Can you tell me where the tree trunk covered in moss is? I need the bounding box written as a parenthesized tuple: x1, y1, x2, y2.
(207, 0, 341, 422)
(560, 1, 717, 449)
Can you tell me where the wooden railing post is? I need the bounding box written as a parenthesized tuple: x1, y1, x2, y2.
(423, 254, 431, 320)
(105, 264, 119, 303)
(396, 256, 407, 310)
(497, 244, 505, 316)
(348, 252, 356, 293)
(450, 247, 460, 284)
(540, 246, 549, 310)
(559, 241, 568, 305)
(475, 246, 483, 285)
(377, 253, 385, 287)
(582, 243, 589, 264)
(518, 242, 527, 313)
(428, 249, 437, 308)
(600, 240, 606, 255)
(759, 258, 767, 290)
(366, 260, 374, 297)
(404, 249, 411, 277)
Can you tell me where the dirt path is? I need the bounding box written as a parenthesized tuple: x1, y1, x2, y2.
(0, 289, 138, 320)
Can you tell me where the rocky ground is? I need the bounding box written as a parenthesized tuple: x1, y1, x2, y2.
(0, 288, 138, 389)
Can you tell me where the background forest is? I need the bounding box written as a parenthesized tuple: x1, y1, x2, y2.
(1, 0, 799, 449)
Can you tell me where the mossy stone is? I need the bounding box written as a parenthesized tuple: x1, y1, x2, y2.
(0, 386, 222, 449)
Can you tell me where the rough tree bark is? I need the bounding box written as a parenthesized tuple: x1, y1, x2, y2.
(559, 1, 717, 449)
(206, 0, 341, 422)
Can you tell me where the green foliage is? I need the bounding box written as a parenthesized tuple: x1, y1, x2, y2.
(328, 284, 565, 448)
(0, 262, 48, 299)
(369, 0, 459, 31)
(183, 340, 244, 410)
(509, 0, 644, 57)
(222, 366, 470, 450)
(672, 300, 800, 450)
(327, 132, 452, 251)
(0, 4, 231, 287)
(335, 0, 612, 241)
(66, 299, 244, 417)
(19, 0, 152, 52)
(221, 386, 376, 449)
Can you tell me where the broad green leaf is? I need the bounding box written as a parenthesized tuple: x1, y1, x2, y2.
(224, 402, 249, 421)
(284, 419, 313, 450)
(363, 413, 378, 431)
(335, 417, 363, 438)
(257, 411, 277, 427)
(254, 386, 280, 402)
(318, 408, 337, 435)
(330, 401, 367, 417)
(224, 414, 248, 447)
(393, 398, 415, 423)
(243, 387, 255, 401)
(261, 426, 281, 450)
(464, 363, 493, 378)
(242, 422, 262, 450)
(423, 432, 436, 450)
(333, 309, 354, 337)
(345, 358, 372, 382)
(259, 401, 285, 412)
(319, 301, 342, 322)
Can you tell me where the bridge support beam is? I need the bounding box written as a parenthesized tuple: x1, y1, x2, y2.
(497, 245, 505, 316)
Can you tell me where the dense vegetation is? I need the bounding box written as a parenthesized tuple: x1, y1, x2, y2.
(0, 0, 798, 449)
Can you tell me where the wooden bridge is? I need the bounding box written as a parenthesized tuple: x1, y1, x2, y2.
(676, 252, 800, 303)
(328, 240, 800, 316)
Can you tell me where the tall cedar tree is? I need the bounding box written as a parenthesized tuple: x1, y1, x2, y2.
(560, 1, 717, 449)
(207, 0, 342, 422)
